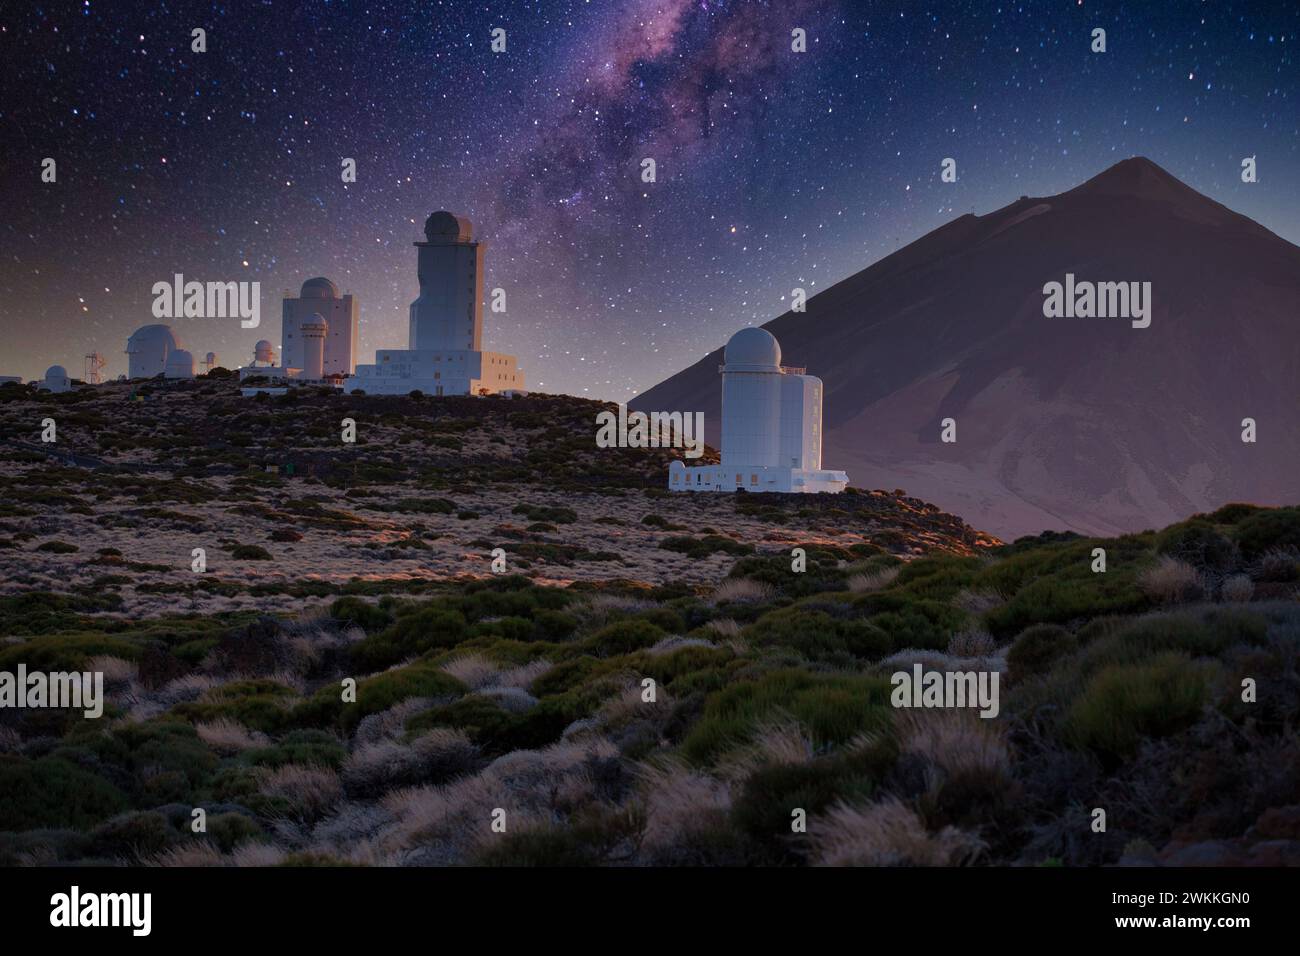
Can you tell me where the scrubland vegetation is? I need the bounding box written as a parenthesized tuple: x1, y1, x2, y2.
(1, 493, 1296, 866)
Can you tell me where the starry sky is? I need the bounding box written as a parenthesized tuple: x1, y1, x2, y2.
(1, 0, 1297, 396)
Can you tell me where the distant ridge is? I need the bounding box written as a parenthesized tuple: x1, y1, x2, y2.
(632, 158, 1300, 537)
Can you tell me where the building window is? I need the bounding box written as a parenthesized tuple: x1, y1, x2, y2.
(750, 474, 758, 485)
(735, 474, 742, 484)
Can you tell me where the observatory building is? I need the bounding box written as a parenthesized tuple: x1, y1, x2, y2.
(667, 327, 848, 494)
(281, 278, 358, 378)
(126, 324, 184, 379)
(164, 349, 195, 379)
(40, 365, 72, 393)
(345, 212, 524, 396)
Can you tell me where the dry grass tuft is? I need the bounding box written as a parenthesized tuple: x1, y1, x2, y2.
(256, 765, 342, 821)
(195, 718, 270, 755)
(895, 708, 1010, 784)
(636, 760, 732, 854)
(810, 796, 986, 866)
(440, 653, 500, 690)
(1221, 574, 1254, 603)
(705, 617, 742, 638)
(1139, 556, 1204, 604)
(710, 577, 775, 605)
(847, 566, 901, 593)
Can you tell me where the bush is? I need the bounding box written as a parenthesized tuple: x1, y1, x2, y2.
(680, 669, 893, 765)
(1156, 522, 1237, 571)
(1005, 624, 1076, 684)
(745, 605, 891, 665)
(231, 544, 273, 561)
(659, 535, 754, 559)
(0, 755, 129, 830)
(329, 596, 393, 633)
(1064, 653, 1210, 761)
(351, 605, 468, 670)
(35, 540, 79, 554)
(1234, 508, 1300, 560)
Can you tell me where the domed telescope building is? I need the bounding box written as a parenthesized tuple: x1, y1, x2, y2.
(668, 327, 848, 494)
(281, 277, 357, 379)
(125, 324, 183, 379)
(40, 365, 72, 393)
(346, 211, 524, 396)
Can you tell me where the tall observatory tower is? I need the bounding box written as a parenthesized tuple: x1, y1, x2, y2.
(345, 210, 524, 396)
(409, 212, 485, 352)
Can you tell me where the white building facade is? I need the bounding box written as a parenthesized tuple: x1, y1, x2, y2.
(668, 327, 848, 494)
(346, 211, 524, 396)
(281, 278, 358, 378)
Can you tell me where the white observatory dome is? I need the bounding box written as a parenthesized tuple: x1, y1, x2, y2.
(423, 211, 473, 243)
(42, 365, 72, 392)
(254, 339, 274, 364)
(164, 349, 195, 379)
(300, 277, 339, 299)
(126, 324, 182, 379)
(724, 327, 782, 371)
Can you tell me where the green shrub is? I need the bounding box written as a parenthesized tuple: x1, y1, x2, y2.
(1064, 653, 1211, 761)
(294, 660, 466, 732)
(243, 729, 346, 770)
(1234, 508, 1300, 560)
(1006, 624, 1077, 684)
(660, 535, 754, 559)
(231, 544, 272, 561)
(87, 810, 179, 859)
(0, 755, 129, 830)
(207, 812, 265, 852)
(1156, 522, 1237, 571)
(351, 605, 468, 670)
(174, 681, 300, 734)
(745, 605, 892, 664)
(36, 540, 79, 554)
(680, 669, 893, 765)
(329, 595, 393, 633)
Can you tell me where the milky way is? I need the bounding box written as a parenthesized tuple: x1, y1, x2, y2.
(1, 1, 1296, 395)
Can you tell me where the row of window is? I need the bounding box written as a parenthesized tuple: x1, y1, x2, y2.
(672, 472, 759, 486)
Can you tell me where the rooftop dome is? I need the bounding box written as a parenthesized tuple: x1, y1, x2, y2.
(300, 277, 339, 299)
(423, 211, 473, 242)
(44, 365, 69, 380)
(300, 313, 329, 332)
(126, 324, 182, 352)
(724, 327, 782, 370)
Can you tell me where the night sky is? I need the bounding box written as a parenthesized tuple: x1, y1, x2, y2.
(1, 1, 1297, 396)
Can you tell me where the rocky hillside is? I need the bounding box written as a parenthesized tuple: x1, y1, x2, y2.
(631, 157, 1300, 539)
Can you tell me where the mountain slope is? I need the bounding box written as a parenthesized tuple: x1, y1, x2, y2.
(631, 158, 1300, 537)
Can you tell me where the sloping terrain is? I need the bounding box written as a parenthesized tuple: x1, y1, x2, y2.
(631, 158, 1300, 538)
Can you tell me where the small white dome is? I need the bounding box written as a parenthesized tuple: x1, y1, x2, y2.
(724, 327, 781, 370)
(44, 364, 68, 380)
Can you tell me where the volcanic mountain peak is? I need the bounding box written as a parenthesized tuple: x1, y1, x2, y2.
(633, 158, 1300, 539)
(1064, 155, 1219, 209)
